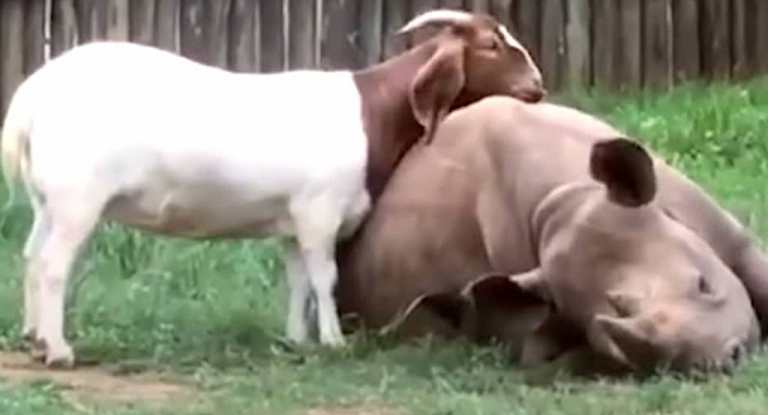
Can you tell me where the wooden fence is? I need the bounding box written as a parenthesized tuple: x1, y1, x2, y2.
(2, 0, 768, 121)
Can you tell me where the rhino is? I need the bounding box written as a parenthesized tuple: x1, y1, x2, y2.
(335, 96, 768, 373)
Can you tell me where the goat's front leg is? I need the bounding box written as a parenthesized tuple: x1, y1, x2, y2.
(284, 241, 314, 344)
(293, 201, 346, 347)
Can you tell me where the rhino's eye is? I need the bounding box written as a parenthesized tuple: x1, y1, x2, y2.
(698, 275, 713, 294)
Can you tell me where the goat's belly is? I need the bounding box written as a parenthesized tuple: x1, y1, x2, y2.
(103, 191, 294, 239)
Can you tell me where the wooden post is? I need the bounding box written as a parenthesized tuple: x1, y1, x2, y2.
(322, 0, 364, 70)
(259, 0, 286, 72)
(229, 0, 259, 72)
(0, 0, 25, 119)
(592, 0, 619, 89)
(106, 0, 130, 41)
(565, 0, 591, 90)
(130, 0, 158, 46)
(672, 0, 700, 83)
(359, 0, 384, 65)
(24, 0, 46, 76)
(155, 0, 180, 52)
(644, 0, 673, 90)
(289, 0, 316, 69)
(540, 0, 565, 91)
(700, 0, 731, 80)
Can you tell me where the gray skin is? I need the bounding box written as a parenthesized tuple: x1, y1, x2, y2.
(336, 96, 768, 374)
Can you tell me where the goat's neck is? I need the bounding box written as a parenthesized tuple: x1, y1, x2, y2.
(353, 42, 440, 201)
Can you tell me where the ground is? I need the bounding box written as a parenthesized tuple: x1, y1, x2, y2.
(2, 79, 768, 414)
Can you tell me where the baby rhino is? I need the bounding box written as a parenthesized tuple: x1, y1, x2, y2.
(336, 97, 768, 374)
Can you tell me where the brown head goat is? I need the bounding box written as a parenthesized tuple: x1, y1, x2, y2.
(354, 9, 545, 198)
(1, 9, 543, 367)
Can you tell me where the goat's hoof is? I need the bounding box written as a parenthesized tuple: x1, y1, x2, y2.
(45, 349, 75, 370)
(320, 336, 347, 348)
(36, 341, 75, 369)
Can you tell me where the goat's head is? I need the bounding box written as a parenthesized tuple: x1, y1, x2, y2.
(398, 9, 545, 143)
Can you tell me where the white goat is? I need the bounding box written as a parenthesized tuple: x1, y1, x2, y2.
(1, 9, 543, 367)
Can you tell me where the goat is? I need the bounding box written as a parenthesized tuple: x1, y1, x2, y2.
(1, 9, 544, 367)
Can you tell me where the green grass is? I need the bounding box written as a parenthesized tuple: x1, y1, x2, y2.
(3, 78, 768, 414)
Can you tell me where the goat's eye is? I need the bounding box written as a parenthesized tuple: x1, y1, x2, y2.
(698, 275, 712, 294)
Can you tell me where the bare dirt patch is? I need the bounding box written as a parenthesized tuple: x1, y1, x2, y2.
(0, 351, 195, 408)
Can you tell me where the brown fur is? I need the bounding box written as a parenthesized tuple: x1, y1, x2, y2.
(352, 14, 543, 200)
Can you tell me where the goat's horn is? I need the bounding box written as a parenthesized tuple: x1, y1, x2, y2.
(397, 9, 475, 35)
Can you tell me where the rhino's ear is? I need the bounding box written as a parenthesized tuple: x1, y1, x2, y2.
(461, 271, 550, 350)
(379, 291, 471, 339)
(506, 268, 552, 302)
(589, 138, 657, 207)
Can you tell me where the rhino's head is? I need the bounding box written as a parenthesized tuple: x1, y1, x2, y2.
(514, 138, 761, 373)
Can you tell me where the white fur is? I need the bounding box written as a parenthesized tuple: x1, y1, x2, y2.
(397, 9, 475, 34)
(3, 41, 373, 365)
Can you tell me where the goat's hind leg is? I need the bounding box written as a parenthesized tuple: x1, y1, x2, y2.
(21, 199, 51, 342)
(31, 196, 101, 368)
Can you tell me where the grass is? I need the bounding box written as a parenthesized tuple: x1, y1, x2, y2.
(2, 77, 768, 414)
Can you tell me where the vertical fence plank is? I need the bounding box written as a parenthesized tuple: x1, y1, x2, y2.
(24, 0, 46, 76)
(644, 0, 673, 89)
(0, 0, 25, 120)
(490, 0, 516, 30)
(106, 0, 130, 41)
(731, 0, 749, 79)
(289, 0, 316, 69)
(322, 0, 364, 69)
(260, 0, 286, 71)
(155, 0, 180, 52)
(383, 0, 410, 59)
(229, 0, 258, 72)
(441, 0, 464, 10)
(700, 0, 731, 80)
(52, 0, 79, 58)
(209, 0, 231, 68)
(756, 0, 768, 73)
(672, 0, 700, 83)
(75, 0, 107, 43)
(619, 0, 643, 90)
(565, 0, 591, 89)
(359, 0, 384, 65)
(540, 0, 565, 91)
(515, 0, 541, 64)
(592, 0, 618, 89)
(467, 0, 491, 13)
(130, 0, 157, 46)
(412, 0, 439, 15)
(180, 0, 206, 63)
(180, 0, 231, 67)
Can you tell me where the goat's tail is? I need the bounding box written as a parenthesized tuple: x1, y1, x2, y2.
(1, 79, 34, 210)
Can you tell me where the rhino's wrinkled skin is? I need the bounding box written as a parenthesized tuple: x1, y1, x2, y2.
(336, 97, 768, 374)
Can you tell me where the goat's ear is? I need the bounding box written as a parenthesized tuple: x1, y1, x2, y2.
(409, 39, 465, 144)
(589, 138, 657, 207)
